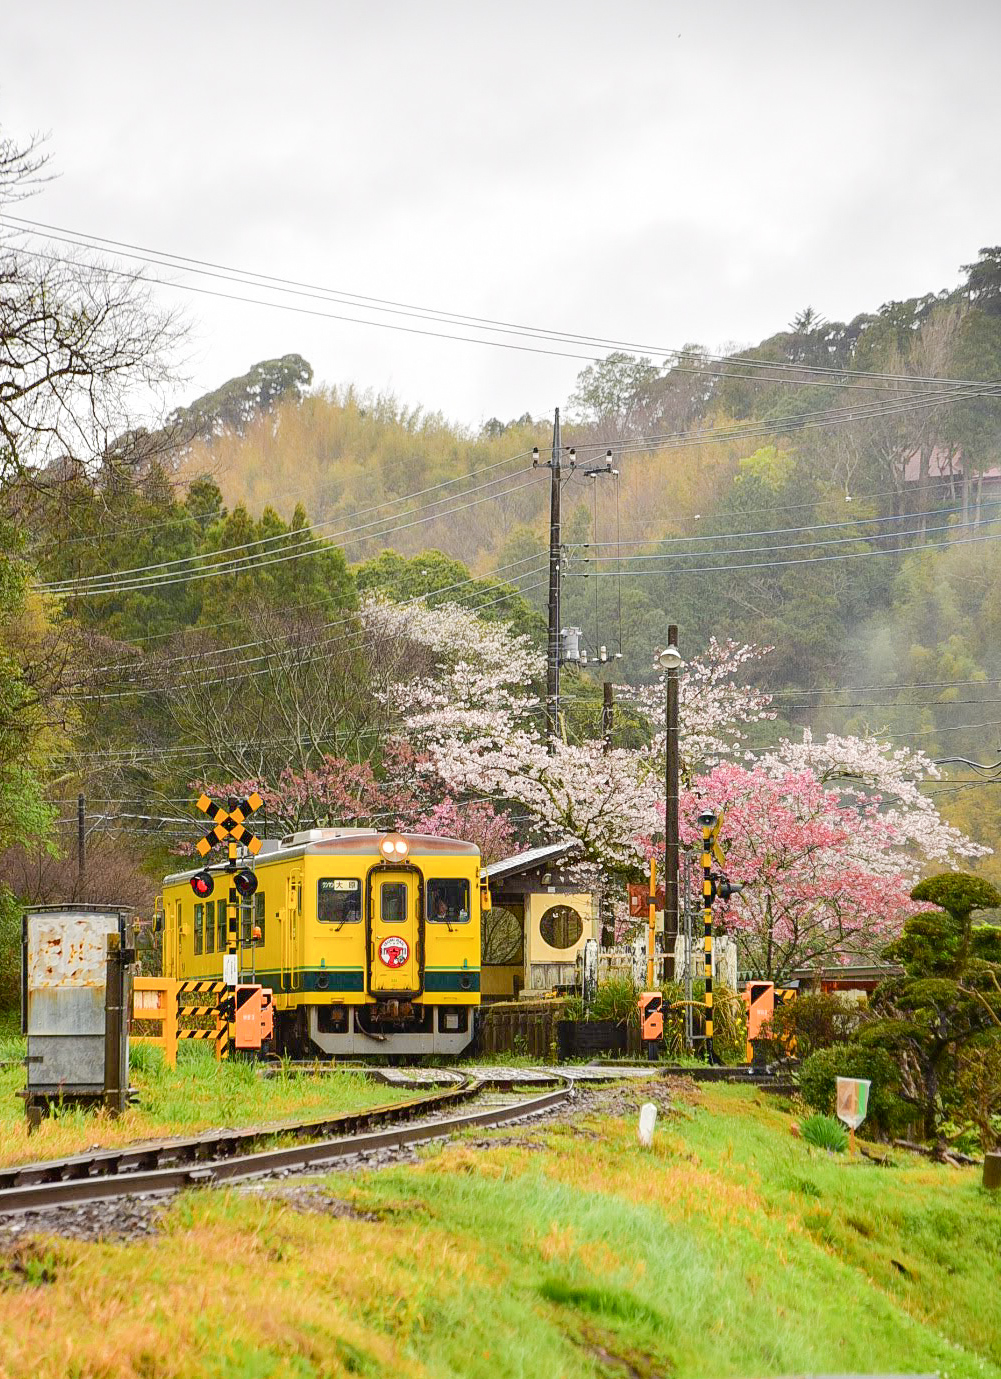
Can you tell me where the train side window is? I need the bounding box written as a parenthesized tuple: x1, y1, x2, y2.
(318, 878, 362, 924)
(427, 878, 470, 924)
(254, 892, 265, 942)
(205, 901, 215, 954)
(194, 903, 204, 956)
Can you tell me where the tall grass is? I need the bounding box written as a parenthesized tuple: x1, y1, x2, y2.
(0, 1038, 410, 1168)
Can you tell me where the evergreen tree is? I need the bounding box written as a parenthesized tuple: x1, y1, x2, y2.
(863, 872, 1001, 1141)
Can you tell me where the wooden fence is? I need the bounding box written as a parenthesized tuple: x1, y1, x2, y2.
(478, 998, 566, 1059)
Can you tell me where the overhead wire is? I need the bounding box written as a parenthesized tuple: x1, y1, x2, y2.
(580, 501, 980, 547)
(48, 471, 543, 599)
(41, 454, 536, 592)
(67, 566, 549, 701)
(5, 213, 995, 393)
(75, 546, 547, 680)
(582, 514, 991, 565)
(569, 523, 1001, 578)
(37, 384, 996, 600)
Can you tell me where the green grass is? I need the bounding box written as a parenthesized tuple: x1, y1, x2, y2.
(0, 1033, 413, 1166)
(0, 1081, 997, 1377)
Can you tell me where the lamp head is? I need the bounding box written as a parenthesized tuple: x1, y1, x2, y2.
(655, 645, 683, 672)
(697, 809, 717, 829)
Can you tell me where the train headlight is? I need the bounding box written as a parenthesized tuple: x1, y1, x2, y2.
(380, 833, 409, 859)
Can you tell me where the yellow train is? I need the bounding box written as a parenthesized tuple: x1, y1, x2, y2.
(161, 828, 485, 1056)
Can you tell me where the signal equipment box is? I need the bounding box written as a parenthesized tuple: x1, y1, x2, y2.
(638, 991, 664, 1041)
(21, 905, 134, 1120)
(234, 983, 274, 1052)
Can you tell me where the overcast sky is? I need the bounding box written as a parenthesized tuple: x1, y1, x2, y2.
(3, 0, 999, 429)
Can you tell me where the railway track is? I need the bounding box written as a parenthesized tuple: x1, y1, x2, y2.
(0, 1076, 572, 1217)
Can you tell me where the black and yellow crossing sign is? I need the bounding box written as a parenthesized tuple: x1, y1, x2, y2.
(194, 792, 264, 858)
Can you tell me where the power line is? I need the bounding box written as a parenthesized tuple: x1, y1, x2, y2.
(41, 453, 535, 592)
(6, 213, 995, 393)
(76, 547, 546, 681)
(765, 676, 1001, 695)
(570, 524, 1001, 578)
(581, 501, 979, 548)
(66, 570, 549, 702)
(48, 471, 543, 600)
(40, 384, 996, 598)
(583, 515, 987, 564)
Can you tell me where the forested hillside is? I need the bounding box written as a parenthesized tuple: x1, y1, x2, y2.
(169, 253, 1001, 723)
(4, 225, 1001, 959)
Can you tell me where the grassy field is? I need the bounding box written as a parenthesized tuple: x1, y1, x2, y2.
(0, 1018, 412, 1168)
(0, 1079, 997, 1378)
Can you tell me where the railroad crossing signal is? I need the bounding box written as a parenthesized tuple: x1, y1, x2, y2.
(194, 793, 264, 858)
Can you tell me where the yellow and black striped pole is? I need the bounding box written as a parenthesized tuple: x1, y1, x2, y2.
(226, 840, 239, 1058)
(702, 821, 715, 1064)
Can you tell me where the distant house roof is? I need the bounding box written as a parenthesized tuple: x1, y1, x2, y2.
(484, 841, 578, 883)
(902, 444, 1001, 484)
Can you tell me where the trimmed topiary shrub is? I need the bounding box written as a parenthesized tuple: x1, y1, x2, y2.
(798, 1042, 910, 1138)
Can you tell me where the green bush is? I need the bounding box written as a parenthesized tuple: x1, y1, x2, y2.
(561, 994, 584, 1022)
(0, 887, 22, 1014)
(801, 1113, 848, 1153)
(761, 992, 865, 1059)
(592, 976, 638, 1025)
(799, 1043, 910, 1138)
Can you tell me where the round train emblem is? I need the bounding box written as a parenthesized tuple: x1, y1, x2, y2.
(379, 935, 410, 968)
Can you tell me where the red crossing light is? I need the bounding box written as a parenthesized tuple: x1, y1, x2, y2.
(233, 868, 259, 899)
(190, 870, 214, 899)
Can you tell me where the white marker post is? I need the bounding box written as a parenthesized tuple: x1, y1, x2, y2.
(638, 1102, 658, 1148)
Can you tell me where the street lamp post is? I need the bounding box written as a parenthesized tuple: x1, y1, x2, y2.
(654, 629, 683, 979)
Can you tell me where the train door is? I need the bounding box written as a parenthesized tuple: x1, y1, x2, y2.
(165, 896, 182, 979)
(281, 868, 303, 992)
(175, 897, 186, 979)
(369, 872, 420, 995)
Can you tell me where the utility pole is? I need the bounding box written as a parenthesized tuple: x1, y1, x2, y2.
(544, 408, 563, 748)
(602, 681, 614, 753)
(77, 793, 86, 896)
(665, 624, 680, 962)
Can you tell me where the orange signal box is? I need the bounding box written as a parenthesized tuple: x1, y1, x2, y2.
(638, 991, 664, 1042)
(260, 987, 274, 1045)
(234, 984, 264, 1051)
(741, 981, 775, 1062)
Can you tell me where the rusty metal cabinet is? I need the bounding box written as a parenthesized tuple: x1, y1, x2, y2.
(21, 905, 134, 1110)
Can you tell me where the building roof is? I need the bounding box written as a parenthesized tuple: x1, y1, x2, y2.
(484, 841, 578, 883)
(902, 444, 1001, 484)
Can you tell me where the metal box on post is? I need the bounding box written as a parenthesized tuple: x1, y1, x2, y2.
(21, 905, 134, 1121)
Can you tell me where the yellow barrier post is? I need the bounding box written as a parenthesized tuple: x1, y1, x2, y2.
(132, 977, 179, 1067)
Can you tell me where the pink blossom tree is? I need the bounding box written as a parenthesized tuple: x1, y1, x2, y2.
(375, 602, 771, 872)
(682, 747, 988, 978)
(193, 592, 986, 978)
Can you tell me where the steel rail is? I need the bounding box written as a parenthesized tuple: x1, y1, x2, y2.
(0, 1079, 481, 1195)
(0, 1081, 571, 1215)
